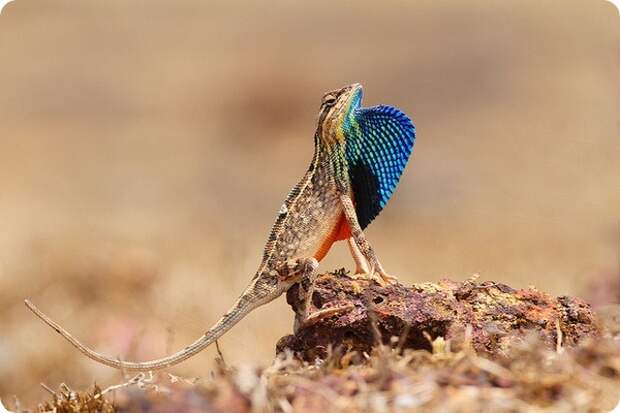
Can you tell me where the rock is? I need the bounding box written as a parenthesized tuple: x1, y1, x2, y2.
(277, 271, 599, 359)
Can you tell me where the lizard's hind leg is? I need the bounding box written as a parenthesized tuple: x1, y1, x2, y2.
(285, 257, 319, 332)
(298, 257, 319, 320)
(288, 257, 354, 331)
(340, 194, 398, 286)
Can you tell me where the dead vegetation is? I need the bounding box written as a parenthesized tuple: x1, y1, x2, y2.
(19, 272, 620, 412)
(30, 332, 620, 412)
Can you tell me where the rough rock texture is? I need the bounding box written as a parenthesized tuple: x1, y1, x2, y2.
(278, 271, 599, 359)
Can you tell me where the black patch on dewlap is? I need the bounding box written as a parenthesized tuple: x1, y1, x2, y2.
(349, 162, 381, 229)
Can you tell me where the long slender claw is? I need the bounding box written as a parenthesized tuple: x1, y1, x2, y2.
(378, 271, 398, 285)
(343, 271, 395, 287)
(303, 304, 355, 327)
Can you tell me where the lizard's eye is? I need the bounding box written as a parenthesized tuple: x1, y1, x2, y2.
(322, 94, 337, 106)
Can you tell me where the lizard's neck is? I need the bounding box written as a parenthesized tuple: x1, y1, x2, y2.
(316, 128, 349, 194)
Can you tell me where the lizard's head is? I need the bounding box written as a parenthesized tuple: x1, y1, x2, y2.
(317, 83, 363, 146)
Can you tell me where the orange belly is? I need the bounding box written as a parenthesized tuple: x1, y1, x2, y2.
(313, 213, 351, 261)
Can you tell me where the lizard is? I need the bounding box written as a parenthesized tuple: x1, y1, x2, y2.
(25, 83, 416, 371)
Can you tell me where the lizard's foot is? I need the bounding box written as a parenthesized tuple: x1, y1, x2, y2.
(377, 270, 398, 285)
(303, 304, 355, 327)
(372, 259, 399, 286)
(344, 271, 396, 287)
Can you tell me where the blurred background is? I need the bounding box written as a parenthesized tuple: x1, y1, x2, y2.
(0, 0, 618, 406)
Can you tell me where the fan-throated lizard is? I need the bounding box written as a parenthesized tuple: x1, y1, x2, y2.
(25, 83, 416, 371)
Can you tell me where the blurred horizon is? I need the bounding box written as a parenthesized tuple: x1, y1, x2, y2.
(0, 0, 618, 406)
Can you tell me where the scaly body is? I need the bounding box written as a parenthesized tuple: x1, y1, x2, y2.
(26, 83, 416, 371)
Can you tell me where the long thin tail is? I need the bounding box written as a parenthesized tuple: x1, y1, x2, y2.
(25, 278, 281, 371)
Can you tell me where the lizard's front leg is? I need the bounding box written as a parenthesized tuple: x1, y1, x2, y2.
(347, 237, 370, 274)
(340, 194, 398, 285)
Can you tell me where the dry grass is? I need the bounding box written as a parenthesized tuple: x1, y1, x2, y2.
(25, 331, 620, 413)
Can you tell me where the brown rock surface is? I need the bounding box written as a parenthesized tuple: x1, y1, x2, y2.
(278, 271, 599, 359)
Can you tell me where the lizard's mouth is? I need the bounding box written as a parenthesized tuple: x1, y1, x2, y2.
(347, 83, 362, 93)
(337, 83, 362, 100)
(322, 83, 363, 105)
